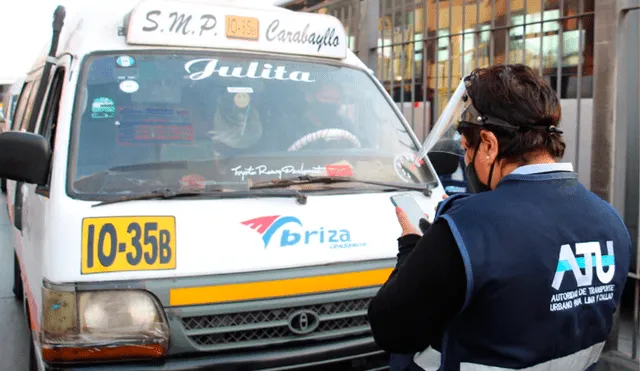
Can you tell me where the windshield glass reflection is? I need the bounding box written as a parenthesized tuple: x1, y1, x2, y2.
(70, 52, 437, 197)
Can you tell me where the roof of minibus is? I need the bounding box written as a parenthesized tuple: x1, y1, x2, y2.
(28, 0, 366, 73)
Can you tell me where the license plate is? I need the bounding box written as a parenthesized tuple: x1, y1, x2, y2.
(225, 15, 259, 41)
(81, 216, 177, 274)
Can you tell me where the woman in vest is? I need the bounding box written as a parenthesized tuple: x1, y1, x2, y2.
(368, 64, 632, 371)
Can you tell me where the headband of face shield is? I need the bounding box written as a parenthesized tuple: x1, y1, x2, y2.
(416, 74, 563, 163)
(456, 75, 563, 135)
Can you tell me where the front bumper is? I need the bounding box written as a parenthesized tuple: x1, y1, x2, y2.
(43, 337, 389, 371)
(41, 261, 395, 371)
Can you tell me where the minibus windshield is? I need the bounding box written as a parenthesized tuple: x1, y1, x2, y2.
(68, 52, 437, 198)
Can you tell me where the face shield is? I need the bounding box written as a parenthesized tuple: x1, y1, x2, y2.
(419, 73, 560, 159)
(416, 78, 471, 161)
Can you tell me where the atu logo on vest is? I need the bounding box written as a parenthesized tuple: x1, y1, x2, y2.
(551, 241, 615, 291)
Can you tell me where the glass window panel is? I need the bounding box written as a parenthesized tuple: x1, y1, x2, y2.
(414, 33, 423, 52)
(511, 0, 525, 25)
(438, 29, 450, 61)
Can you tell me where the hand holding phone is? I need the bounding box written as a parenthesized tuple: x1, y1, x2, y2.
(390, 194, 429, 235)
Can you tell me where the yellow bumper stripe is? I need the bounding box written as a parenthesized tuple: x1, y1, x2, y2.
(169, 267, 393, 306)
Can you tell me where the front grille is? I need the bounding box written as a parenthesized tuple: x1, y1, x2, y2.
(181, 298, 372, 351)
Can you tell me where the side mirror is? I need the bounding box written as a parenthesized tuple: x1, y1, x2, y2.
(428, 151, 461, 176)
(0, 132, 51, 185)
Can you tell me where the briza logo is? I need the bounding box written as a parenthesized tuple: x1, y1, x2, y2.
(241, 215, 366, 249)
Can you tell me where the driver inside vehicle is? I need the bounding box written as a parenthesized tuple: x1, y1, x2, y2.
(208, 91, 263, 157)
(278, 82, 365, 151)
(155, 89, 263, 163)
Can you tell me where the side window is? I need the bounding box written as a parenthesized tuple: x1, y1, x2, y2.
(11, 82, 34, 131)
(39, 68, 66, 152)
(20, 78, 41, 133)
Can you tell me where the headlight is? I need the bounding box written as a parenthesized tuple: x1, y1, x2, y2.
(79, 291, 163, 338)
(41, 288, 169, 362)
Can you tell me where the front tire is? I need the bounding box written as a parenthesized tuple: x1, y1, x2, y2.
(13, 252, 24, 301)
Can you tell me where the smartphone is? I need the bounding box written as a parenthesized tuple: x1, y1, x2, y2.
(390, 194, 427, 232)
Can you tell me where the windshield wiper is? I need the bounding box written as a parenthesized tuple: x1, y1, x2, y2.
(93, 188, 201, 207)
(77, 161, 191, 183)
(250, 175, 433, 195)
(92, 187, 309, 207)
(91, 174, 431, 207)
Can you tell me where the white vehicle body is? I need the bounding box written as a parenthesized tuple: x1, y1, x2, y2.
(5, 1, 447, 369)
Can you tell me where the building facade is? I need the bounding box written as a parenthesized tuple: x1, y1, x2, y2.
(283, 0, 593, 145)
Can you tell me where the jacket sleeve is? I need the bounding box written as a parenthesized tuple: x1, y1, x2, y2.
(367, 219, 467, 353)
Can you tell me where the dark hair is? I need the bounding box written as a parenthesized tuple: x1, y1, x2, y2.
(459, 64, 565, 162)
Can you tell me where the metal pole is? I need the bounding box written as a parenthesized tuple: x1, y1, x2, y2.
(433, 0, 440, 117)
(539, 0, 545, 75)
(461, 0, 466, 76)
(575, 0, 584, 181)
(400, 0, 406, 122)
(410, 0, 416, 132)
(590, 0, 616, 202)
(505, 0, 511, 64)
(522, 0, 527, 64)
(390, 0, 396, 102)
(475, 0, 480, 71)
(490, 0, 496, 65)
(590, 0, 620, 352)
(446, 0, 452, 100)
(556, 0, 564, 98)
(421, 0, 428, 134)
(365, 0, 380, 75)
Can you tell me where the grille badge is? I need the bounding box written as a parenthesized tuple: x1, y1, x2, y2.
(287, 309, 320, 335)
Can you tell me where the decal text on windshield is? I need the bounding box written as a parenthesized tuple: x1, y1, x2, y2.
(185, 59, 315, 82)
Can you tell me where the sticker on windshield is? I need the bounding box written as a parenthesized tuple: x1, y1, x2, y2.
(234, 93, 251, 108)
(115, 68, 139, 81)
(393, 152, 423, 183)
(91, 97, 115, 119)
(116, 55, 135, 68)
(185, 59, 316, 83)
(227, 87, 254, 94)
(116, 107, 194, 145)
(230, 164, 324, 181)
(120, 80, 139, 94)
(180, 174, 206, 191)
(325, 162, 353, 177)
